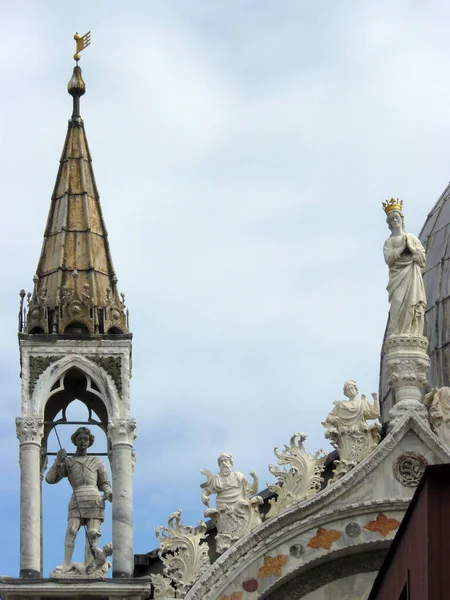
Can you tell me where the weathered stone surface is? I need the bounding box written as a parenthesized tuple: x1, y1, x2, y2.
(201, 453, 262, 554)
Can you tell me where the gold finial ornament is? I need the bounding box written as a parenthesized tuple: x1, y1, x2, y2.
(73, 31, 91, 62)
(382, 198, 404, 214)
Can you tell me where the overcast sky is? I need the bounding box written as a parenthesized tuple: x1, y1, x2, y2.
(1, 0, 450, 577)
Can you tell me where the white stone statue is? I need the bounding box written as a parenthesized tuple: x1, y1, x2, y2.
(323, 380, 381, 482)
(45, 427, 113, 577)
(201, 453, 263, 554)
(266, 433, 326, 519)
(382, 199, 426, 337)
(51, 543, 113, 578)
(424, 386, 450, 447)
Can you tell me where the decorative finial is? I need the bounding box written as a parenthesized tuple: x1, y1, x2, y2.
(73, 31, 91, 63)
(68, 32, 90, 120)
(382, 198, 404, 214)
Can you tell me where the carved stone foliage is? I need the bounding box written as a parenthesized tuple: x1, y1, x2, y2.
(16, 417, 44, 444)
(387, 356, 429, 392)
(323, 381, 381, 482)
(424, 386, 450, 447)
(393, 452, 428, 487)
(87, 355, 122, 396)
(151, 510, 210, 599)
(108, 418, 137, 446)
(266, 432, 326, 519)
(385, 336, 430, 429)
(28, 356, 59, 395)
(201, 453, 263, 554)
(23, 270, 129, 335)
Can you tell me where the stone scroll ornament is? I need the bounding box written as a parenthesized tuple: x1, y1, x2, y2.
(151, 509, 210, 599)
(323, 381, 381, 482)
(266, 432, 326, 519)
(201, 453, 263, 554)
(45, 427, 113, 578)
(382, 198, 427, 338)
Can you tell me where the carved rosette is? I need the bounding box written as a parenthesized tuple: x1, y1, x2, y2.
(151, 510, 210, 598)
(393, 452, 428, 487)
(16, 417, 44, 444)
(266, 432, 326, 519)
(107, 418, 137, 447)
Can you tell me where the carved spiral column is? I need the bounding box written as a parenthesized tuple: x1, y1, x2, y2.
(16, 417, 44, 577)
(108, 418, 136, 578)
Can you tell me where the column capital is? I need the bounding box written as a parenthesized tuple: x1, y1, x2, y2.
(16, 417, 44, 444)
(108, 418, 137, 447)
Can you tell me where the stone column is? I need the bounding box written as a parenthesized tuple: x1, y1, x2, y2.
(16, 417, 44, 578)
(385, 336, 430, 430)
(108, 418, 136, 578)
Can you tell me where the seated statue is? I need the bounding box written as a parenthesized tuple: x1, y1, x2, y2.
(46, 427, 112, 576)
(323, 380, 381, 481)
(201, 453, 262, 554)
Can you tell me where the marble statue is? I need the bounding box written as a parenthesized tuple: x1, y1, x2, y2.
(201, 453, 263, 554)
(382, 199, 426, 337)
(323, 380, 381, 482)
(52, 543, 113, 578)
(424, 387, 450, 447)
(46, 427, 113, 577)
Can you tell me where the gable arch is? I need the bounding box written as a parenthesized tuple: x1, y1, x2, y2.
(258, 541, 388, 600)
(30, 354, 121, 421)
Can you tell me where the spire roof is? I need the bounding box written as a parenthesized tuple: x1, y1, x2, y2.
(20, 66, 128, 336)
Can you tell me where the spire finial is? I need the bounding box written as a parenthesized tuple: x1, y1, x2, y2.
(68, 32, 90, 120)
(73, 31, 91, 63)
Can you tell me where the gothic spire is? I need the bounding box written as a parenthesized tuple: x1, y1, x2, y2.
(20, 57, 128, 336)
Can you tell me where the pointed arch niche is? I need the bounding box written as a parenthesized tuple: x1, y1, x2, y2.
(41, 367, 109, 471)
(18, 338, 135, 579)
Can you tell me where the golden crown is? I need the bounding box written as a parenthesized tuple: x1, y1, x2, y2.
(382, 198, 403, 214)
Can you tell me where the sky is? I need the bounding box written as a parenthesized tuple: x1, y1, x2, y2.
(1, 0, 450, 577)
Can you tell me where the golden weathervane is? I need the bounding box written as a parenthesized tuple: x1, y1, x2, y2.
(73, 31, 91, 62)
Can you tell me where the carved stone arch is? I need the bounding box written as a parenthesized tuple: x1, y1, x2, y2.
(258, 541, 389, 600)
(31, 354, 121, 421)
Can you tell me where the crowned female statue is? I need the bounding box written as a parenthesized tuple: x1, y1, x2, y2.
(383, 199, 426, 337)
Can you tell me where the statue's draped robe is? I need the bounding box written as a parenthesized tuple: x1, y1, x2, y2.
(325, 398, 379, 433)
(46, 456, 110, 521)
(383, 233, 426, 336)
(201, 472, 251, 508)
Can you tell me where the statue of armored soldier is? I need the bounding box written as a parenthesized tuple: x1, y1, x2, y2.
(45, 427, 113, 577)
